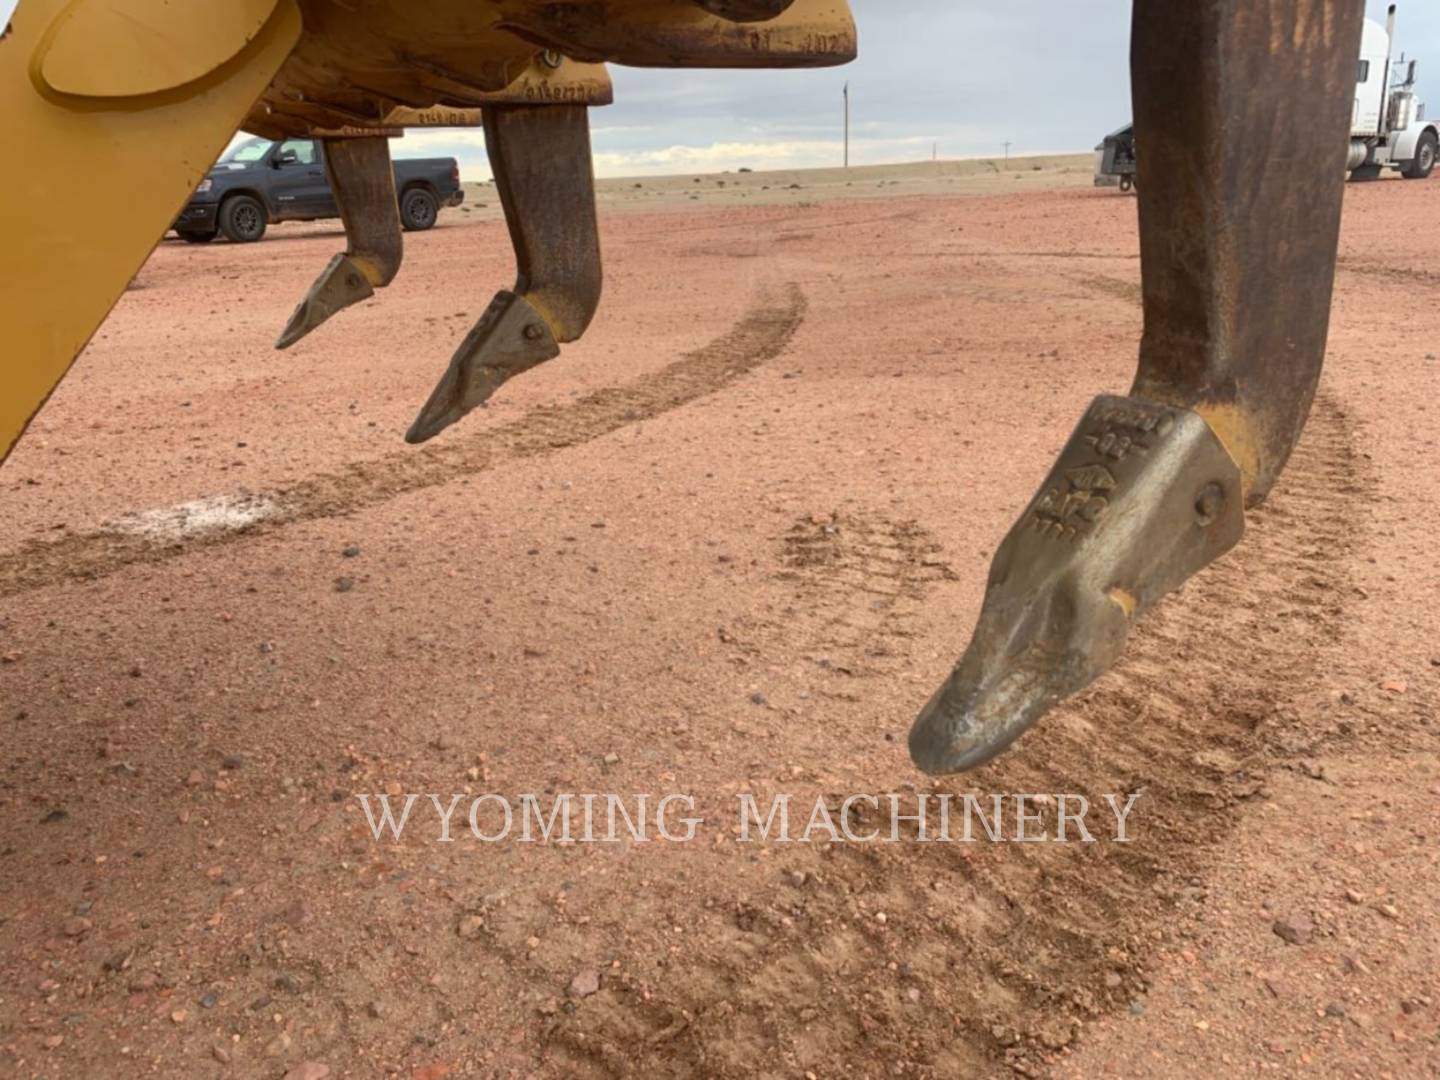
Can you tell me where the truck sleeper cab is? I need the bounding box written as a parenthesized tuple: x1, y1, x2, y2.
(1348, 6, 1437, 179)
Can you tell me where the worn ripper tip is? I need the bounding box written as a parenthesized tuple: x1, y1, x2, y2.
(909, 395, 1246, 775)
(275, 254, 375, 350)
(405, 290, 559, 444)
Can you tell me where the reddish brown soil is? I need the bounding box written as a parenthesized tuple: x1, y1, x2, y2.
(0, 171, 1436, 1079)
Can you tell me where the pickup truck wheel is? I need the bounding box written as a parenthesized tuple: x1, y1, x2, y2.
(219, 195, 268, 243)
(176, 230, 215, 244)
(1402, 131, 1437, 180)
(400, 187, 439, 231)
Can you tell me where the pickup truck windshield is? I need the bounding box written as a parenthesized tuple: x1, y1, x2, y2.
(220, 136, 276, 164)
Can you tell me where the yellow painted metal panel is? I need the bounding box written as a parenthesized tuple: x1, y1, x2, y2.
(41, 0, 281, 97)
(0, 0, 301, 465)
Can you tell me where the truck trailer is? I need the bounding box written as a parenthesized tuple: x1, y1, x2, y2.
(1097, 4, 1436, 188)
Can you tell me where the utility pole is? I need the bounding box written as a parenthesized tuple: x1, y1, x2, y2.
(843, 82, 850, 168)
(1003, 140, 1012, 163)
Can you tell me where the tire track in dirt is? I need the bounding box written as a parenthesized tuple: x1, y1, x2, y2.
(1082, 259, 1440, 298)
(1066, 271, 1143, 306)
(1336, 258, 1440, 288)
(902, 250, 1139, 261)
(652, 206, 923, 238)
(0, 284, 807, 598)
(544, 393, 1372, 1076)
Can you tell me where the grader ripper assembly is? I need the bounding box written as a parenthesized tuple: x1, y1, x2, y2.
(0, 1, 1367, 775)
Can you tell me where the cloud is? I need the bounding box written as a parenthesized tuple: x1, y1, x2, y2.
(234, 0, 1438, 182)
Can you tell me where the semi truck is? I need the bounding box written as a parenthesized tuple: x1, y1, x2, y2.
(1097, 4, 1436, 188)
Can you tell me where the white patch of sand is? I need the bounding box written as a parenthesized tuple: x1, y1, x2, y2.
(106, 493, 283, 541)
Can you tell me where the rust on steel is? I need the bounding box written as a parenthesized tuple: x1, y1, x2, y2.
(406, 104, 603, 444)
(245, 1, 855, 137)
(275, 136, 404, 349)
(1129, 0, 1367, 503)
(908, 0, 1368, 774)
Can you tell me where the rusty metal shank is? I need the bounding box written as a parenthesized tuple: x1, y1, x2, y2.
(276, 136, 404, 349)
(909, 0, 1366, 775)
(692, 1, 797, 19)
(407, 104, 601, 443)
(1129, 0, 1366, 504)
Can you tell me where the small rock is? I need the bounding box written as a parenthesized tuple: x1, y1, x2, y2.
(568, 969, 601, 999)
(170, 1008, 188, 1024)
(334, 576, 355, 593)
(1104, 972, 1122, 989)
(342, 545, 361, 558)
(367, 1000, 385, 1019)
(1345, 888, 1365, 905)
(40, 808, 68, 824)
(602, 752, 620, 766)
(1324, 1002, 1346, 1018)
(456, 915, 484, 940)
(1377, 903, 1400, 920)
(1272, 915, 1313, 946)
(264, 1032, 293, 1057)
(274, 972, 304, 994)
(1129, 1000, 1145, 1017)
(874, 911, 888, 925)
(61, 916, 92, 938)
(211, 1046, 231, 1064)
(1381, 679, 1408, 694)
(221, 754, 246, 770)
(129, 971, 160, 992)
(44, 1034, 64, 1049)
(283, 1064, 331, 1080)
(906, 987, 921, 1003)
(749, 691, 767, 706)
(199, 992, 219, 1009)
(101, 949, 133, 973)
(277, 898, 311, 927)
(1341, 954, 1370, 976)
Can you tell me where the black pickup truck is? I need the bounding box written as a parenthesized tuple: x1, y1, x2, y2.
(173, 136, 464, 243)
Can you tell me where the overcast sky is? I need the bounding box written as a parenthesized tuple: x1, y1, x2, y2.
(382, 1, 1438, 178)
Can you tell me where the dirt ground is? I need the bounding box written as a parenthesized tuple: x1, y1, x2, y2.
(0, 158, 1436, 1079)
